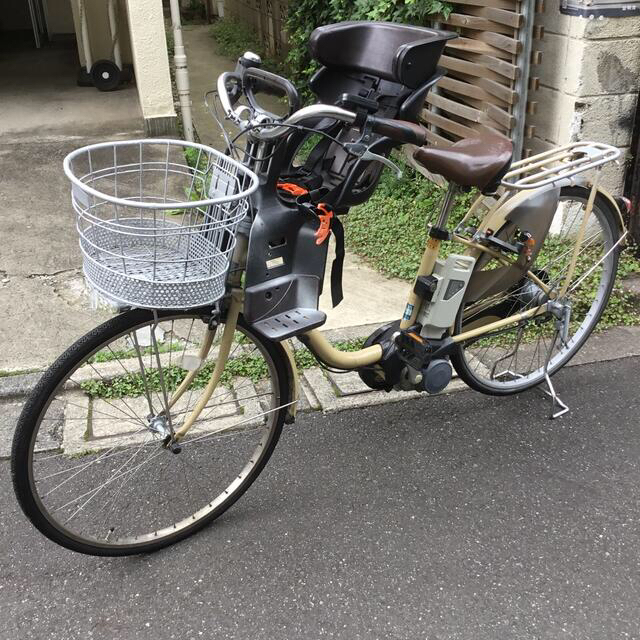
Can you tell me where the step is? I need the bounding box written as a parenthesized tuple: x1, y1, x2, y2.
(251, 308, 326, 341)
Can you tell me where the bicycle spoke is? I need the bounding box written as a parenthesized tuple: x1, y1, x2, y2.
(23, 312, 288, 551)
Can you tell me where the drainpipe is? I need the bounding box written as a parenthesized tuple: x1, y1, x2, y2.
(168, 0, 194, 141)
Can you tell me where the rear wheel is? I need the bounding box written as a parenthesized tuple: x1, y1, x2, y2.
(451, 186, 621, 395)
(12, 308, 291, 556)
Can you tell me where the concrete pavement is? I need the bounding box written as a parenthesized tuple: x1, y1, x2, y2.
(0, 40, 143, 373)
(2, 356, 640, 639)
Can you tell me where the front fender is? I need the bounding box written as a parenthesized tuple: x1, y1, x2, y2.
(281, 340, 300, 424)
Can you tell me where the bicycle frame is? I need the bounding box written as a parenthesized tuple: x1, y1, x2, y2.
(168, 153, 627, 442)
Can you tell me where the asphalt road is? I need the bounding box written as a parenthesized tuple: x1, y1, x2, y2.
(1, 357, 639, 640)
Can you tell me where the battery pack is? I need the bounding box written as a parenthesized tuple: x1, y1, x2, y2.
(417, 254, 476, 339)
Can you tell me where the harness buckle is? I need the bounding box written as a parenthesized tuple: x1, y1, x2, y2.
(315, 203, 333, 245)
(276, 181, 309, 197)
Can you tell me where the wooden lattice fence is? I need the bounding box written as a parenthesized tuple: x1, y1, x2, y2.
(225, 0, 544, 159)
(427, 0, 543, 159)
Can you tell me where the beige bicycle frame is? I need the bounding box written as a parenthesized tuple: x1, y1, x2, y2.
(168, 175, 608, 440)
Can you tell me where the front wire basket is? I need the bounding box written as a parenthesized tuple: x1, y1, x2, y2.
(63, 139, 259, 309)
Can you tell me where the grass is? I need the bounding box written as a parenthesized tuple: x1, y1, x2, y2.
(345, 156, 640, 329)
(80, 338, 365, 399)
(344, 159, 475, 281)
(0, 368, 40, 378)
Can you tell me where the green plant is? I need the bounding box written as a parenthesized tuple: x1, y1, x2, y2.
(344, 156, 472, 280)
(210, 18, 265, 62)
(344, 154, 640, 329)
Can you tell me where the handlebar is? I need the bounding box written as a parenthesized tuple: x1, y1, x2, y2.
(368, 117, 428, 146)
(216, 68, 427, 146)
(243, 67, 300, 116)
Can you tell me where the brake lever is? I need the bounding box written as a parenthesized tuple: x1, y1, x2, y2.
(345, 143, 403, 179)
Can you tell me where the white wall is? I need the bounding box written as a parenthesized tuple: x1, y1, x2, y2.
(124, 0, 176, 132)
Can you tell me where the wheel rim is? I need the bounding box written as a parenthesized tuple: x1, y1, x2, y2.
(26, 313, 284, 550)
(457, 194, 616, 391)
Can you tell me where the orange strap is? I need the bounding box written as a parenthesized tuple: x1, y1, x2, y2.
(276, 181, 309, 196)
(315, 203, 333, 245)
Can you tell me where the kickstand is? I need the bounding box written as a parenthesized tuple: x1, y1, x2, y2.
(541, 372, 569, 419)
(539, 330, 569, 419)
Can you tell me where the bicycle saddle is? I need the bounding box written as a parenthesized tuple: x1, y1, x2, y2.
(413, 134, 513, 193)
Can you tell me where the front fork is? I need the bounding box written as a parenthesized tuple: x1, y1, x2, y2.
(168, 226, 251, 442)
(168, 291, 243, 442)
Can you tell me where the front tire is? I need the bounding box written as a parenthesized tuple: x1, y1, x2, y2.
(12, 308, 291, 556)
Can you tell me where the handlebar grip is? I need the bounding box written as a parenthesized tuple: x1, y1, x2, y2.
(369, 117, 427, 146)
(243, 67, 300, 114)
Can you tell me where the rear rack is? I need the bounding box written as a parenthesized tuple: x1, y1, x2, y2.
(501, 141, 621, 190)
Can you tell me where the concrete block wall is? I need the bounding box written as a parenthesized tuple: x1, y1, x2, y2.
(528, 10, 640, 192)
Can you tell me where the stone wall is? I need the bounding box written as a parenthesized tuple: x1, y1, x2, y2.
(528, 10, 640, 192)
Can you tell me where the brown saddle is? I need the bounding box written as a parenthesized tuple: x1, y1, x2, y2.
(413, 133, 513, 193)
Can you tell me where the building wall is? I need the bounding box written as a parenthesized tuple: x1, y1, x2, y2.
(529, 11, 640, 192)
(1, 0, 32, 30)
(69, 0, 133, 67)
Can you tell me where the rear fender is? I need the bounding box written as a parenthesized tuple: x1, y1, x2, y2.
(562, 177, 627, 238)
(464, 184, 560, 302)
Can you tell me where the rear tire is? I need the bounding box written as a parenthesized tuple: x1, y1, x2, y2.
(451, 186, 621, 396)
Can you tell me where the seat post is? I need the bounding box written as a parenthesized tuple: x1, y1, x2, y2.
(435, 182, 459, 230)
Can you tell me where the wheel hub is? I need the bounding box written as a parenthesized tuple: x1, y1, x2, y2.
(148, 415, 171, 438)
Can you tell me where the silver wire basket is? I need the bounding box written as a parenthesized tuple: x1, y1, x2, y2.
(63, 139, 259, 309)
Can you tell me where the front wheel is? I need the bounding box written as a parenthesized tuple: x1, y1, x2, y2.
(451, 186, 621, 395)
(12, 308, 291, 556)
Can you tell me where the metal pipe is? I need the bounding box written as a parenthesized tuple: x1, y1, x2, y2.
(451, 305, 546, 343)
(174, 293, 243, 440)
(168, 0, 195, 141)
(400, 183, 458, 330)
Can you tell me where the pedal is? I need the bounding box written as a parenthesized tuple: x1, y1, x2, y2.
(251, 308, 326, 341)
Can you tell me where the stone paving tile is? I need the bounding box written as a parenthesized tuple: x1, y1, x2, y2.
(302, 366, 468, 413)
(0, 371, 42, 399)
(0, 361, 466, 461)
(2, 397, 77, 459)
(61, 378, 271, 455)
(326, 370, 373, 396)
(299, 376, 321, 412)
